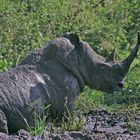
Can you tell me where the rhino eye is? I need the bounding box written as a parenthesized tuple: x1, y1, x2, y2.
(99, 66, 104, 71)
(99, 69, 103, 73)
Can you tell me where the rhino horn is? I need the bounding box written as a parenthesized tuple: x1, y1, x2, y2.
(122, 32, 140, 73)
(106, 48, 116, 62)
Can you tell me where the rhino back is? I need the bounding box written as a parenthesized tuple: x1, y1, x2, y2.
(0, 66, 36, 108)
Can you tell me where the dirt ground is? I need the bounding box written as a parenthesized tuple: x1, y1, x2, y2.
(0, 109, 140, 140)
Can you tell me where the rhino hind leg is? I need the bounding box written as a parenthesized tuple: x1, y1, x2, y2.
(0, 110, 8, 134)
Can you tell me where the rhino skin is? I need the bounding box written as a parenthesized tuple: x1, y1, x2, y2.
(0, 32, 140, 134)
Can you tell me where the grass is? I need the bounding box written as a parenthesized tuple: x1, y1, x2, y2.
(28, 113, 47, 136)
(127, 122, 140, 132)
(76, 87, 105, 113)
(0, 0, 140, 136)
(27, 104, 51, 136)
(60, 111, 84, 132)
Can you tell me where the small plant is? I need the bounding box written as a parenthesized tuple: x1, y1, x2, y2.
(28, 112, 47, 136)
(27, 104, 51, 136)
(60, 97, 84, 131)
(60, 111, 84, 132)
(119, 109, 140, 132)
(127, 122, 140, 132)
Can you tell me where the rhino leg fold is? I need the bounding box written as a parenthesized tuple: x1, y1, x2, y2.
(0, 110, 8, 134)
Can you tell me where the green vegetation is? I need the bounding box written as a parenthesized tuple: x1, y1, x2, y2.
(27, 104, 51, 135)
(60, 111, 84, 131)
(1, 0, 140, 135)
(28, 112, 47, 136)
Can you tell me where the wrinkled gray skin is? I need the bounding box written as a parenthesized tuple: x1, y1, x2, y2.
(0, 33, 140, 134)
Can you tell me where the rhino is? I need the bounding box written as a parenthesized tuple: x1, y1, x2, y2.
(0, 32, 140, 134)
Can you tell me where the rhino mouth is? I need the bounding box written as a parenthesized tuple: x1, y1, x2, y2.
(117, 83, 124, 88)
(117, 82, 124, 91)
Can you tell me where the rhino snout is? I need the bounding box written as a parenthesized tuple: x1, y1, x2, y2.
(116, 79, 125, 91)
(117, 82, 124, 89)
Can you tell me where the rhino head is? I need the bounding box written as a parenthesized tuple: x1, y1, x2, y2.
(63, 32, 140, 92)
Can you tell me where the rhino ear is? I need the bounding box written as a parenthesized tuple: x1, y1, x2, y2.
(63, 33, 80, 47)
(106, 49, 116, 62)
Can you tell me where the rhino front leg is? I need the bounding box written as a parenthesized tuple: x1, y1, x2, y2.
(0, 110, 8, 134)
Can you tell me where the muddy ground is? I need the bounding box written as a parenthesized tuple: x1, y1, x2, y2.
(0, 109, 140, 140)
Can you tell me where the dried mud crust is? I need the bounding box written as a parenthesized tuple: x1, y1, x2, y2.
(0, 109, 140, 140)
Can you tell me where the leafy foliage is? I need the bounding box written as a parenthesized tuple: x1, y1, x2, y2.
(1, 0, 140, 71)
